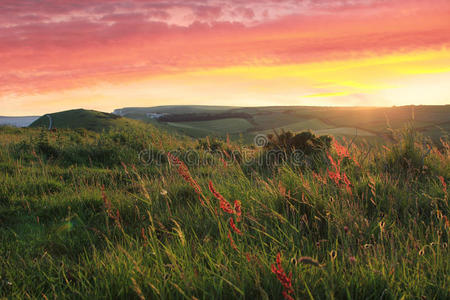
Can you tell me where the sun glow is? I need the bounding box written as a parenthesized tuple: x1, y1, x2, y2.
(1, 0, 449, 115)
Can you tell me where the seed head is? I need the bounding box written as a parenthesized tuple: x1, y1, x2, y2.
(329, 250, 337, 260)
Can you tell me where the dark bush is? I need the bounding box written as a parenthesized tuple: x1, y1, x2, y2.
(265, 130, 331, 154)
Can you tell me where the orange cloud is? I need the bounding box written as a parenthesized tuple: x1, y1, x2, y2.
(1, 0, 449, 114)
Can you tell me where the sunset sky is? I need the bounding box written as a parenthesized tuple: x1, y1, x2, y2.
(1, 0, 450, 116)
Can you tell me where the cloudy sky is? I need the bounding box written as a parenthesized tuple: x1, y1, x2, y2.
(1, 0, 449, 115)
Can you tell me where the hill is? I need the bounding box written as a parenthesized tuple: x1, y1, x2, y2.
(0, 121, 448, 299)
(30, 109, 134, 132)
(118, 105, 450, 142)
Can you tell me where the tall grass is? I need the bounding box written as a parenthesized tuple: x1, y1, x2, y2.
(0, 124, 448, 299)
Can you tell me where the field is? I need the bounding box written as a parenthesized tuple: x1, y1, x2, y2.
(118, 105, 450, 142)
(167, 119, 254, 136)
(0, 118, 448, 299)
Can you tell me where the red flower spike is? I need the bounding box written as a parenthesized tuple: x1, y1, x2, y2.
(227, 230, 238, 250)
(209, 181, 234, 214)
(168, 153, 203, 196)
(229, 217, 242, 235)
(271, 253, 294, 300)
(234, 200, 242, 222)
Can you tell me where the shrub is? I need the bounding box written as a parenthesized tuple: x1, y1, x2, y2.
(265, 130, 331, 155)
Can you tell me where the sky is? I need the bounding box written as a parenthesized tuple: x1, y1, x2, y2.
(1, 0, 450, 116)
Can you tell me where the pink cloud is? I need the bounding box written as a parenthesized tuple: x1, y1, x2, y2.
(0, 0, 449, 96)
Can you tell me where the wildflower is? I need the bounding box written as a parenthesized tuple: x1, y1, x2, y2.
(271, 253, 294, 300)
(227, 230, 238, 250)
(220, 157, 228, 168)
(209, 181, 234, 214)
(334, 139, 350, 159)
(115, 209, 122, 227)
(334, 139, 360, 166)
(229, 217, 242, 235)
(168, 152, 202, 195)
(342, 173, 352, 194)
(234, 200, 242, 222)
(160, 189, 168, 196)
(141, 228, 148, 244)
(327, 152, 352, 193)
(438, 176, 447, 192)
(349, 256, 356, 264)
(312, 171, 327, 184)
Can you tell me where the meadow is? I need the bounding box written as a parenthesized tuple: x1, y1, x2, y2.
(0, 121, 449, 299)
(115, 105, 450, 142)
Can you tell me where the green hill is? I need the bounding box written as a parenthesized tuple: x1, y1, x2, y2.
(120, 105, 450, 142)
(0, 121, 448, 299)
(30, 109, 134, 132)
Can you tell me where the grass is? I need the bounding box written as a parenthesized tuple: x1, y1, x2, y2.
(168, 119, 254, 135)
(314, 127, 375, 137)
(120, 105, 450, 142)
(0, 122, 448, 299)
(30, 109, 138, 132)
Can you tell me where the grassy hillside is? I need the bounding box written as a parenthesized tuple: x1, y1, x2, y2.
(120, 105, 450, 142)
(0, 123, 448, 299)
(114, 106, 235, 116)
(30, 109, 136, 132)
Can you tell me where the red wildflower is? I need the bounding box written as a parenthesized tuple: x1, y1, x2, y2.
(334, 139, 360, 167)
(328, 169, 340, 185)
(245, 253, 252, 262)
(234, 200, 242, 222)
(229, 217, 242, 235)
(227, 230, 238, 250)
(438, 176, 447, 192)
(220, 157, 228, 168)
(209, 181, 234, 214)
(141, 228, 147, 240)
(327, 152, 352, 194)
(342, 173, 352, 195)
(168, 152, 203, 195)
(312, 171, 327, 184)
(271, 253, 294, 300)
(334, 139, 350, 159)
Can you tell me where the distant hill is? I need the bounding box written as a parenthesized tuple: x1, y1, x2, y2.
(0, 116, 39, 127)
(30, 109, 134, 131)
(113, 105, 236, 116)
(116, 105, 450, 141)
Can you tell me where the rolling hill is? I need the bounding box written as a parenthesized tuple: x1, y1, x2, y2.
(19, 105, 449, 144)
(116, 105, 450, 141)
(30, 109, 135, 132)
(0, 110, 448, 299)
